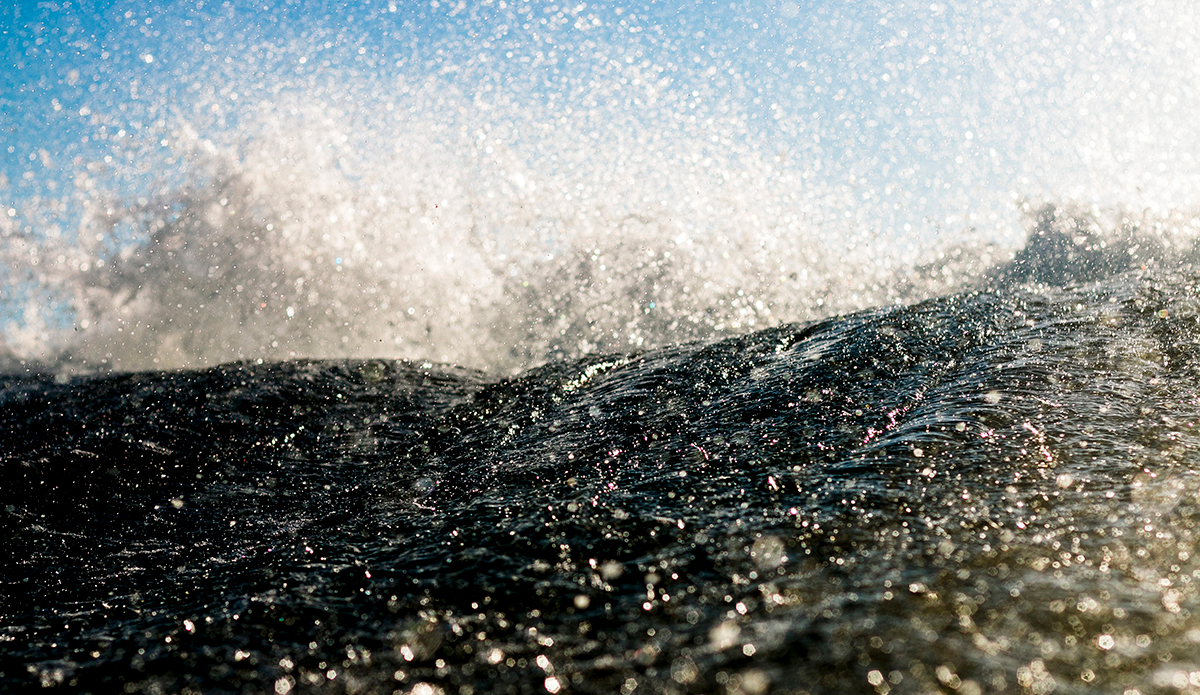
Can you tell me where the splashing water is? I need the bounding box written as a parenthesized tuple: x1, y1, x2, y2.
(3, 1, 1200, 373)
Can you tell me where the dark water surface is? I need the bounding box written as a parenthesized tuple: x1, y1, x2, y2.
(7, 226, 1200, 693)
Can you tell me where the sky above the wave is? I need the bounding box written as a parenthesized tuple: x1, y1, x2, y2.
(5, 0, 1198, 243)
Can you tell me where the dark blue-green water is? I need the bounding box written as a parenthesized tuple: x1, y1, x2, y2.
(7, 216, 1200, 694)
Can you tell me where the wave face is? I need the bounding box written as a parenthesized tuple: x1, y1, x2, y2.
(6, 254, 1200, 693)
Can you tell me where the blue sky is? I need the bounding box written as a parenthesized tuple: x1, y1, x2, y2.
(8, 0, 1195, 245)
(0, 0, 1047, 239)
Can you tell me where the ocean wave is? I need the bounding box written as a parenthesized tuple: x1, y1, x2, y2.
(5, 261, 1200, 693)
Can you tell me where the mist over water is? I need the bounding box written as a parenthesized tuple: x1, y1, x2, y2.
(4, 0, 1200, 372)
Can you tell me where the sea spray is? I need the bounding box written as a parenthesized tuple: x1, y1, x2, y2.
(9, 1, 1200, 372)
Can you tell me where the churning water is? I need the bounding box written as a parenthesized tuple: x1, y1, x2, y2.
(6, 1, 1200, 694)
